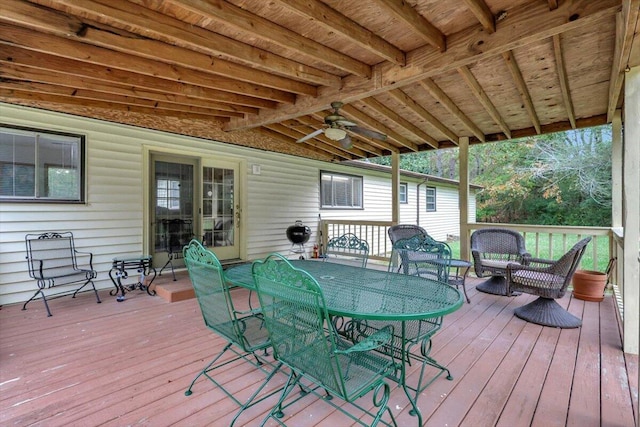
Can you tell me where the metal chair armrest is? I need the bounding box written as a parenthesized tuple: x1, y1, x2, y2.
(335, 325, 393, 354)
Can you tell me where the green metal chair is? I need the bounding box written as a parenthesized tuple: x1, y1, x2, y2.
(340, 234, 455, 415)
(324, 232, 370, 267)
(183, 240, 282, 426)
(252, 253, 397, 427)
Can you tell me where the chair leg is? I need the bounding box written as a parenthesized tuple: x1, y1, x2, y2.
(23, 288, 52, 317)
(514, 297, 582, 328)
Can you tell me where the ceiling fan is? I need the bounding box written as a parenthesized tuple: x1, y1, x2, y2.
(295, 102, 387, 149)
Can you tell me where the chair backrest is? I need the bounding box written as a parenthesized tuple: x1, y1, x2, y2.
(387, 224, 429, 245)
(183, 239, 265, 352)
(549, 237, 592, 282)
(251, 254, 347, 395)
(324, 233, 370, 267)
(25, 231, 81, 279)
(470, 228, 528, 262)
(390, 234, 452, 282)
(162, 219, 193, 253)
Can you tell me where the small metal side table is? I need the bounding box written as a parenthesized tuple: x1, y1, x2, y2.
(109, 255, 157, 301)
(448, 259, 472, 303)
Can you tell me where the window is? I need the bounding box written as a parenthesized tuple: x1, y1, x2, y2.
(320, 171, 363, 208)
(399, 182, 408, 204)
(0, 125, 85, 202)
(156, 179, 181, 210)
(426, 186, 436, 211)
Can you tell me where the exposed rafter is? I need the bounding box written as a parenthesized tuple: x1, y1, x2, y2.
(502, 50, 541, 134)
(462, 0, 495, 33)
(552, 34, 576, 129)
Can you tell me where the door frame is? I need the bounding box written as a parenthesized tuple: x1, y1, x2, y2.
(142, 146, 247, 261)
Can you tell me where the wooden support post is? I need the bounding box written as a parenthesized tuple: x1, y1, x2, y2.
(459, 137, 470, 261)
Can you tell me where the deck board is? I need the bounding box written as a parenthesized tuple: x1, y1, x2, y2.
(0, 274, 636, 427)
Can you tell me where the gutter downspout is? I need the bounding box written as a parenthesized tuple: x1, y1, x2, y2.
(416, 176, 429, 226)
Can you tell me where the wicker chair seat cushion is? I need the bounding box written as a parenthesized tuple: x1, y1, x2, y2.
(512, 270, 565, 288)
(481, 259, 522, 269)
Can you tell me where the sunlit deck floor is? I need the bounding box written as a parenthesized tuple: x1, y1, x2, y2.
(1, 271, 637, 427)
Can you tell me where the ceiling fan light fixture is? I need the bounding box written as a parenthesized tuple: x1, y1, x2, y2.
(325, 127, 347, 141)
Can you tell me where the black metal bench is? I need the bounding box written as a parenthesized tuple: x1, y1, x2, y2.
(25, 231, 101, 316)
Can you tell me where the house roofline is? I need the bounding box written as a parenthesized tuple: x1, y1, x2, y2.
(342, 160, 483, 190)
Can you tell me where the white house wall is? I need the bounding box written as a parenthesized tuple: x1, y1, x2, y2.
(0, 104, 476, 305)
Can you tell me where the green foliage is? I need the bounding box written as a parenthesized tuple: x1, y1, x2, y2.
(369, 126, 612, 227)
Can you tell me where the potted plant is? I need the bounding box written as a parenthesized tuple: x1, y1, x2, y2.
(572, 258, 615, 302)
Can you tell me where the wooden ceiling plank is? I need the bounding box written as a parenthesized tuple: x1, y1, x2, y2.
(457, 66, 512, 139)
(0, 22, 295, 104)
(264, 123, 352, 159)
(340, 104, 417, 152)
(28, 0, 340, 87)
(462, 0, 495, 34)
(0, 80, 245, 117)
(607, 1, 640, 121)
(388, 88, 458, 143)
(255, 128, 333, 160)
(2, 0, 317, 96)
(0, 0, 302, 103)
(229, 0, 619, 130)
(168, 0, 371, 78)
(373, 0, 446, 52)
(418, 78, 485, 142)
(0, 88, 231, 120)
(361, 97, 439, 149)
(276, 0, 405, 66)
(0, 61, 256, 115)
(502, 50, 541, 134)
(552, 34, 576, 129)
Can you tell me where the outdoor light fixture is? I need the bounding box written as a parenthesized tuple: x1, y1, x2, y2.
(324, 127, 347, 141)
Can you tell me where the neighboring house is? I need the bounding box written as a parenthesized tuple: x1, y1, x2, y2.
(0, 104, 477, 305)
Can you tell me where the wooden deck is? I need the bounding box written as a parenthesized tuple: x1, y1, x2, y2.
(1, 271, 637, 427)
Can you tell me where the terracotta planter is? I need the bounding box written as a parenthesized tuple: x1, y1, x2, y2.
(572, 269, 607, 302)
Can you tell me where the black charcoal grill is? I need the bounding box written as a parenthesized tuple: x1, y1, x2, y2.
(286, 220, 312, 259)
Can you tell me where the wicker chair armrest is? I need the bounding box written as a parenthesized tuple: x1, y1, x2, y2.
(335, 325, 393, 354)
(506, 262, 552, 273)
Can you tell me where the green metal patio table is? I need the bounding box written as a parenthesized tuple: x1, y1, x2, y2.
(225, 259, 464, 424)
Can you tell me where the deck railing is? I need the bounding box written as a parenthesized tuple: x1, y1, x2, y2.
(320, 219, 616, 277)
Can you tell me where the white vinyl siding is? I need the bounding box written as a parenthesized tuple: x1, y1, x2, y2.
(0, 103, 477, 305)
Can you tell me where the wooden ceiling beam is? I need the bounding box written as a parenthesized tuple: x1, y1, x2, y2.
(502, 50, 541, 134)
(28, 0, 340, 87)
(373, 0, 446, 52)
(167, 0, 370, 78)
(0, 45, 276, 109)
(0, 62, 256, 115)
(388, 88, 458, 144)
(0, 80, 245, 118)
(418, 78, 485, 142)
(276, 0, 405, 66)
(462, 0, 495, 33)
(229, 0, 619, 130)
(457, 66, 511, 139)
(340, 104, 416, 152)
(2, 0, 317, 96)
(607, 0, 640, 121)
(360, 97, 439, 149)
(552, 34, 576, 129)
(0, 88, 231, 121)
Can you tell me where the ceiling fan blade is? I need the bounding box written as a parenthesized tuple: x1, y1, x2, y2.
(339, 134, 353, 149)
(335, 119, 358, 127)
(296, 128, 324, 143)
(350, 126, 387, 140)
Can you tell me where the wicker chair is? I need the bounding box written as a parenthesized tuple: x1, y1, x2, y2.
(324, 232, 370, 267)
(252, 253, 397, 426)
(471, 228, 530, 295)
(183, 240, 282, 426)
(505, 237, 592, 328)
